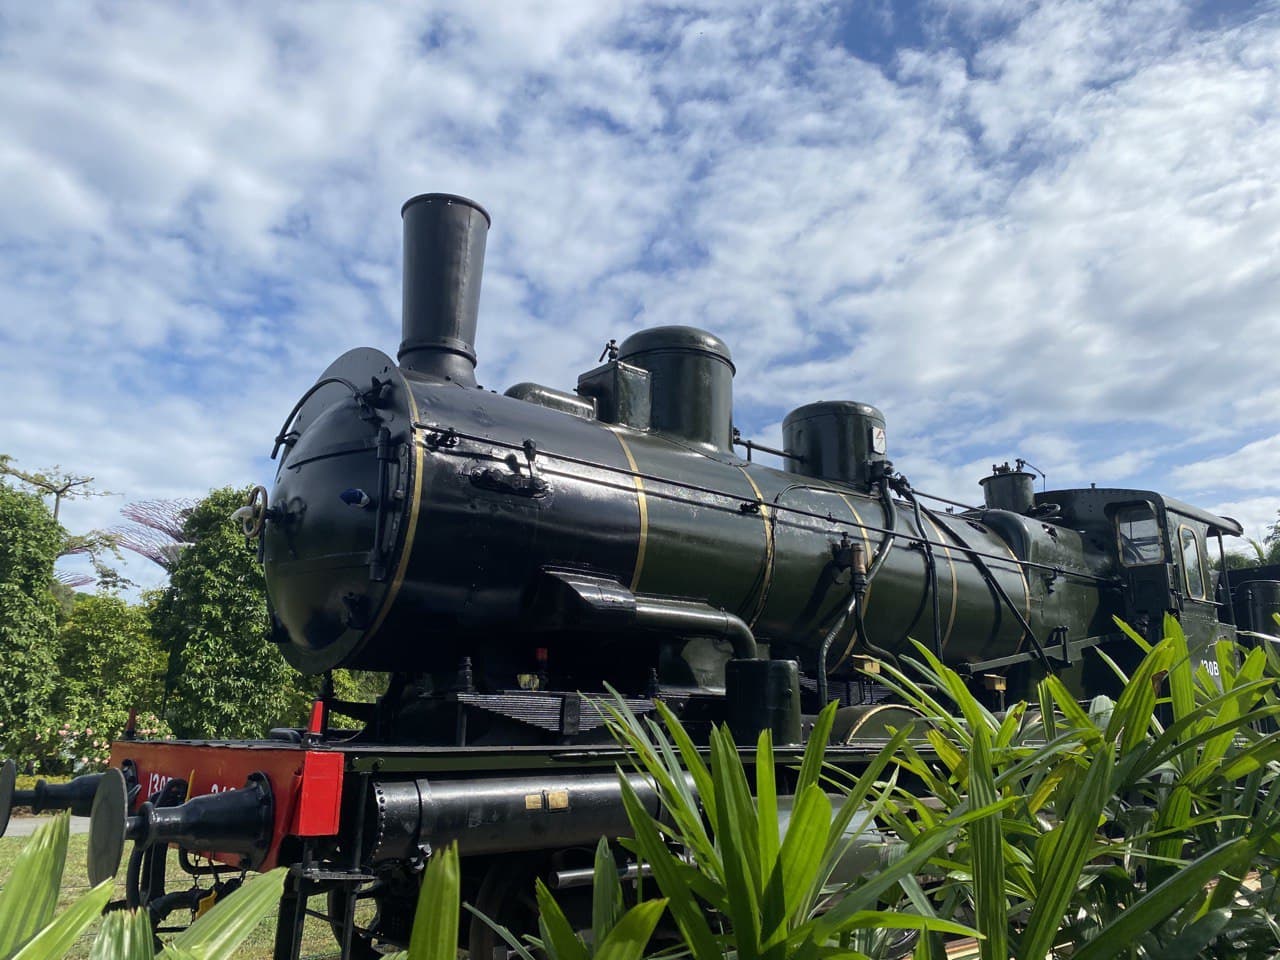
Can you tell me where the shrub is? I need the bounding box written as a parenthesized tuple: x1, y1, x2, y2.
(873, 615, 1280, 959)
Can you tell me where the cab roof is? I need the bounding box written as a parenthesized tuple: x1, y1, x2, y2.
(1161, 495, 1243, 537)
(1037, 487, 1243, 538)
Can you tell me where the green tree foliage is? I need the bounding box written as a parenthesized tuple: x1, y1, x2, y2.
(152, 487, 312, 739)
(30, 592, 172, 772)
(56, 593, 164, 713)
(0, 481, 62, 761)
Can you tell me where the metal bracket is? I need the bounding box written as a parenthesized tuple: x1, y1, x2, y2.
(423, 426, 460, 450)
(471, 466, 550, 499)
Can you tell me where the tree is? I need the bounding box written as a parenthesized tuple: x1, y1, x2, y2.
(1, 457, 132, 590)
(0, 462, 104, 521)
(0, 481, 62, 761)
(151, 487, 313, 739)
(1267, 510, 1280, 562)
(39, 592, 171, 772)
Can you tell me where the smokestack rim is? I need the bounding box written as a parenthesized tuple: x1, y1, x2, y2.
(401, 192, 492, 226)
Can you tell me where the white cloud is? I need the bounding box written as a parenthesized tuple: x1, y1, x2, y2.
(1174, 433, 1280, 493)
(1, 0, 1279, 590)
(1209, 495, 1280, 546)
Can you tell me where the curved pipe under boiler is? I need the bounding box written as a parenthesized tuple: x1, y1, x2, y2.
(634, 597, 759, 661)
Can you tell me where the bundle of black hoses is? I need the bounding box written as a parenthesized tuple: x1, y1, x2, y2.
(816, 476, 901, 706)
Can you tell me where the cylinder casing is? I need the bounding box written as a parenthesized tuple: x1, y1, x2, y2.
(364, 774, 661, 861)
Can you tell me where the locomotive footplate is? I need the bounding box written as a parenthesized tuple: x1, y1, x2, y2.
(13, 732, 927, 861)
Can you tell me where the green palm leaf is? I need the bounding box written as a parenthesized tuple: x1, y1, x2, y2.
(88, 909, 154, 960)
(0, 813, 71, 959)
(1071, 838, 1251, 960)
(163, 868, 287, 958)
(406, 844, 460, 960)
(11, 881, 113, 960)
(593, 901, 668, 960)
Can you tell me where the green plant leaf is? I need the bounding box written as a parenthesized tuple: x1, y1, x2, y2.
(796, 700, 838, 797)
(754, 729, 791, 958)
(1071, 838, 1250, 960)
(778, 785, 832, 924)
(1163, 615, 1197, 725)
(591, 837, 623, 947)
(1037, 681, 1058, 742)
(164, 867, 287, 958)
(594, 900, 669, 960)
(405, 843, 460, 960)
(1214, 735, 1280, 782)
(653, 698, 716, 824)
(0, 813, 70, 959)
(995, 700, 1027, 749)
(815, 911, 976, 936)
(1020, 741, 1114, 960)
(1149, 783, 1192, 886)
(1112, 614, 1153, 653)
(909, 641, 995, 735)
(1043, 674, 1101, 742)
(1106, 638, 1170, 753)
(617, 773, 722, 959)
(808, 803, 1006, 941)
(967, 725, 1007, 960)
(88, 908, 155, 960)
(756, 727, 780, 880)
(1159, 908, 1234, 960)
(535, 879, 590, 960)
(710, 724, 762, 959)
(12, 881, 114, 960)
(463, 905, 539, 960)
(600, 692, 715, 860)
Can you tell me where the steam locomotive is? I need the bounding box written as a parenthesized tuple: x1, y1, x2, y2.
(3, 194, 1278, 959)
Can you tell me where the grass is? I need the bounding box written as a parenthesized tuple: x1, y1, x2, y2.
(0, 830, 345, 959)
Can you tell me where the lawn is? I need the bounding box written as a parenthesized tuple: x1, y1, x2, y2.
(0, 829, 344, 959)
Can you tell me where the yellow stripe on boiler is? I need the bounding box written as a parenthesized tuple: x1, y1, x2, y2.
(737, 467, 775, 628)
(610, 429, 649, 593)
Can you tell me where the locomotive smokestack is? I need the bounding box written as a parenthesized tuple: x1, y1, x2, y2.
(398, 193, 490, 386)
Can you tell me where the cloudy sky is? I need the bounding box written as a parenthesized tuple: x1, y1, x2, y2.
(1, 0, 1278, 591)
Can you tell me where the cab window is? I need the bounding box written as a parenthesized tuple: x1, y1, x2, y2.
(1179, 525, 1206, 599)
(1116, 504, 1164, 566)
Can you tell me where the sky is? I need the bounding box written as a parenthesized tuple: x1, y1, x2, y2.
(1, 0, 1278, 593)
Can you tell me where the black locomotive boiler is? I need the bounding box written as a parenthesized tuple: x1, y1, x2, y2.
(4, 193, 1278, 959)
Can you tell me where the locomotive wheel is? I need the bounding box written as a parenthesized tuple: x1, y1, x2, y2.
(469, 850, 604, 959)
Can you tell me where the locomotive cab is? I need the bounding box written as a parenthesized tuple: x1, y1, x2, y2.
(1030, 488, 1243, 652)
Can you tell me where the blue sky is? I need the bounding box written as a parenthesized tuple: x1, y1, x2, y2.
(1, 0, 1278, 591)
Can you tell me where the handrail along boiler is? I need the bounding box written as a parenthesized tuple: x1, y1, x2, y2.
(3, 193, 1276, 958)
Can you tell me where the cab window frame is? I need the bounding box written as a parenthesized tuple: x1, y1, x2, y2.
(1178, 523, 1208, 601)
(1115, 502, 1166, 567)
